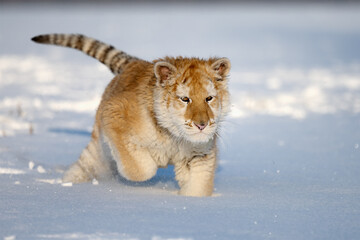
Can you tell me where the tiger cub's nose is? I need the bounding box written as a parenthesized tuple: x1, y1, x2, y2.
(194, 121, 207, 131)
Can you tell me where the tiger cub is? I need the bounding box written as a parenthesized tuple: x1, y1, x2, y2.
(32, 34, 231, 197)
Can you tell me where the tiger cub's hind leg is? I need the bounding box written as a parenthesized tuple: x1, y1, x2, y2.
(62, 136, 115, 183)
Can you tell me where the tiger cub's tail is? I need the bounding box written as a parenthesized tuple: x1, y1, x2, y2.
(32, 33, 139, 75)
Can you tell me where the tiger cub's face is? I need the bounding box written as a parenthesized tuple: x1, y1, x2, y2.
(154, 58, 231, 143)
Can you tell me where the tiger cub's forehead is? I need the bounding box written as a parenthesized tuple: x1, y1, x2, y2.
(174, 62, 218, 97)
(176, 74, 217, 98)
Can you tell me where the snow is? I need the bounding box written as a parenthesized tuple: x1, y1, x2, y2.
(0, 168, 25, 175)
(1, 2, 360, 240)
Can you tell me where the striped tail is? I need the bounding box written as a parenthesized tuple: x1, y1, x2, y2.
(31, 33, 139, 75)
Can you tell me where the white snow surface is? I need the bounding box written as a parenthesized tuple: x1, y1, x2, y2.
(1, 2, 360, 240)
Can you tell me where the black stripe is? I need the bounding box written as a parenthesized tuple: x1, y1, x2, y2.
(31, 35, 50, 43)
(75, 35, 84, 50)
(120, 59, 129, 71)
(99, 45, 115, 63)
(109, 54, 119, 73)
(65, 35, 72, 47)
(90, 41, 101, 57)
(85, 40, 97, 55)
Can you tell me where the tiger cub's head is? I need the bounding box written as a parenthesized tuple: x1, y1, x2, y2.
(153, 57, 231, 143)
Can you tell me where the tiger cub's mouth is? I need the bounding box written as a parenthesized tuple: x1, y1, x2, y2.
(184, 121, 217, 143)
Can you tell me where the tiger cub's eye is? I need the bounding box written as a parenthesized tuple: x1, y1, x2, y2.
(206, 96, 213, 102)
(180, 97, 190, 103)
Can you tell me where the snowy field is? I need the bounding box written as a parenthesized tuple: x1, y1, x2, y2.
(1, 2, 360, 240)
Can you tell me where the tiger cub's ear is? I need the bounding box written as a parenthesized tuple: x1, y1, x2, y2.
(154, 61, 177, 86)
(211, 58, 231, 79)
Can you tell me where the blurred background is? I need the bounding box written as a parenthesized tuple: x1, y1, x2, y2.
(1, 0, 360, 126)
